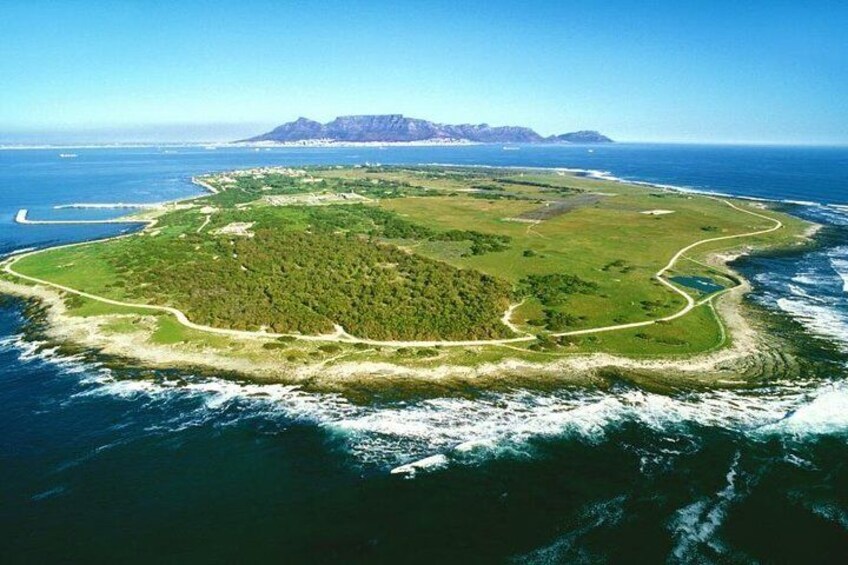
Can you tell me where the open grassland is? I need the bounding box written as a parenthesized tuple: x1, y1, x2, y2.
(7, 165, 813, 367)
(379, 187, 802, 337)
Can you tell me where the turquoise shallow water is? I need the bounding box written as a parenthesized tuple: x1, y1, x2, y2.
(1, 145, 847, 563)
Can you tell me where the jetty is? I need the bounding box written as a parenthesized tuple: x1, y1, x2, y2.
(15, 209, 150, 225)
(191, 176, 219, 194)
(54, 202, 164, 210)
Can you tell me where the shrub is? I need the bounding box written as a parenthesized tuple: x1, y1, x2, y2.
(519, 273, 598, 306)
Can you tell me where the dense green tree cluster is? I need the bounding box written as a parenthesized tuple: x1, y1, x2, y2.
(435, 229, 511, 255)
(92, 168, 603, 340)
(494, 178, 584, 193)
(518, 273, 598, 306)
(290, 204, 511, 256)
(527, 308, 585, 331)
(469, 192, 523, 201)
(104, 222, 513, 340)
(227, 173, 431, 201)
(389, 167, 492, 181)
(541, 309, 582, 330)
(367, 207, 511, 255)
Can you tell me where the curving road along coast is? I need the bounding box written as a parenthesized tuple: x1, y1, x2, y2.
(3, 198, 781, 348)
(552, 198, 783, 338)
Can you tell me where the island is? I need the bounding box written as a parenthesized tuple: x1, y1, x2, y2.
(0, 166, 816, 389)
(240, 114, 613, 145)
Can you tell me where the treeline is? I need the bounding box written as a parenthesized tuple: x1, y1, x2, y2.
(494, 178, 584, 193)
(351, 206, 511, 255)
(104, 224, 513, 340)
(228, 173, 430, 201)
(518, 273, 598, 307)
(517, 273, 599, 332)
(384, 167, 492, 181)
(201, 202, 512, 258)
(289, 204, 511, 256)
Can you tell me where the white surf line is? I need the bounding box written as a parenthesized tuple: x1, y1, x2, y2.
(2, 195, 781, 349)
(1, 247, 37, 259)
(15, 209, 151, 225)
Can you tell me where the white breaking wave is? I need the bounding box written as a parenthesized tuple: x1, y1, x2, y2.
(776, 296, 848, 350)
(761, 384, 848, 436)
(828, 246, 848, 293)
(780, 199, 822, 207)
(786, 489, 848, 531)
(808, 502, 848, 531)
(786, 283, 827, 303)
(756, 225, 848, 352)
(790, 273, 826, 287)
(0, 334, 90, 372)
(668, 453, 744, 562)
(4, 333, 847, 473)
(512, 495, 628, 563)
(819, 206, 848, 226)
(389, 454, 449, 477)
(1, 247, 37, 259)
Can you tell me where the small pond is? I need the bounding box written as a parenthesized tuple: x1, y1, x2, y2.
(670, 275, 725, 293)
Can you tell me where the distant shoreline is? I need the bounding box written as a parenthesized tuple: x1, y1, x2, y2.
(3, 141, 845, 151)
(0, 140, 480, 150)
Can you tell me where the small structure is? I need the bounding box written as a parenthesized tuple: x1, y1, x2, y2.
(264, 192, 369, 207)
(212, 222, 256, 238)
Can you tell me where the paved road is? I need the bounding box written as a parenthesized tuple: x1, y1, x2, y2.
(3, 198, 782, 348)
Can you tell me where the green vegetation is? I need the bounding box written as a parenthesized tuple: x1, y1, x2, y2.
(8, 165, 813, 368)
(518, 273, 599, 307)
(117, 226, 511, 340)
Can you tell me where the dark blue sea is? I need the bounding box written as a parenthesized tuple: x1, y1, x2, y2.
(1, 144, 846, 563)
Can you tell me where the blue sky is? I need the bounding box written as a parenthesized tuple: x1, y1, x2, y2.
(1, 0, 846, 144)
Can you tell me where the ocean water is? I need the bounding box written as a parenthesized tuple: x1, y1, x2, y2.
(1, 144, 847, 563)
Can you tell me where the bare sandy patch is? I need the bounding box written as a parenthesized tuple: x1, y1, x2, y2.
(212, 222, 255, 238)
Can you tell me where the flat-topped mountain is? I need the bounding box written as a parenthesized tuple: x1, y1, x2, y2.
(241, 115, 613, 144)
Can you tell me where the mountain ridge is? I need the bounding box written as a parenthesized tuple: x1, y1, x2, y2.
(241, 115, 612, 144)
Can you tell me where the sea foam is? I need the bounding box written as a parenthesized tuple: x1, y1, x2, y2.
(668, 453, 743, 562)
(2, 313, 847, 476)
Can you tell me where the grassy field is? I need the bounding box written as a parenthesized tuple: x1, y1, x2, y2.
(7, 165, 813, 364)
(378, 186, 802, 337)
